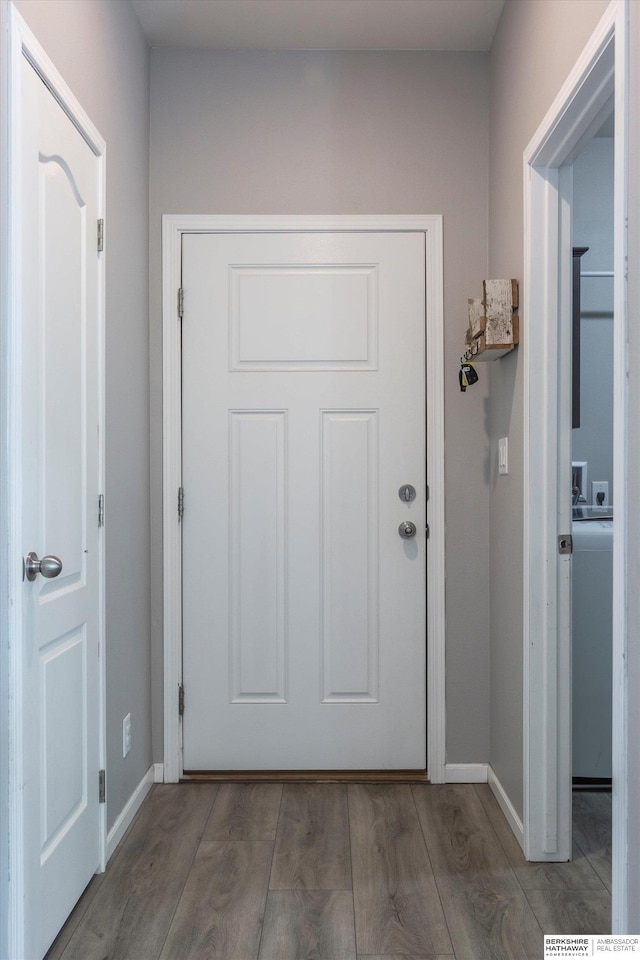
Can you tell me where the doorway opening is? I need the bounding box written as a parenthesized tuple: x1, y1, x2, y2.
(571, 123, 614, 795)
(161, 215, 446, 785)
(523, 0, 628, 933)
(569, 115, 615, 899)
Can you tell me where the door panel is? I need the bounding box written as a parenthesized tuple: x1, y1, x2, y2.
(181, 232, 426, 771)
(229, 264, 377, 370)
(321, 409, 379, 703)
(41, 155, 86, 585)
(229, 410, 287, 703)
(20, 56, 101, 959)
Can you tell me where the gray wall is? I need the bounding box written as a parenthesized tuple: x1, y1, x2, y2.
(149, 49, 492, 766)
(572, 137, 614, 502)
(14, 0, 152, 831)
(488, 0, 611, 817)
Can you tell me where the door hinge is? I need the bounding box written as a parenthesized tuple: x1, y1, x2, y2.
(558, 534, 573, 555)
(99, 769, 106, 803)
(98, 493, 105, 527)
(97, 219, 104, 252)
(178, 683, 185, 717)
(178, 287, 184, 318)
(425, 523, 430, 538)
(178, 486, 184, 521)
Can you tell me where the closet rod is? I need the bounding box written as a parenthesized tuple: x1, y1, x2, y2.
(581, 270, 614, 278)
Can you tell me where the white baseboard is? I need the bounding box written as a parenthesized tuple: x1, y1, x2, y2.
(488, 765, 525, 852)
(444, 762, 488, 783)
(153, 762, 164, 783)
(106, 764, 155, 862)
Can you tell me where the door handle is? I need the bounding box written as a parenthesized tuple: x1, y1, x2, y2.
(398, 521, 417, 539)
(24, 552, 63, 582)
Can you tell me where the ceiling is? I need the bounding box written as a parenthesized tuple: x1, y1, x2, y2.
(131, 0, 506, 51)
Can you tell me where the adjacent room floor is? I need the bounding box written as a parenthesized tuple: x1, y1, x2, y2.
(45, 782, 611, 960)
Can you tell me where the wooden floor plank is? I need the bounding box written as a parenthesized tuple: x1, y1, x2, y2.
(572, 792, 612, 892)
(474, 784, 605, 891)
(45, 781, 140, 960)
(412, 784, 543, 960)
(525, 889, 611, 936)
(46, 782, 613, 960)
(159, 840, 273, 959)
(203, 782, 282, 841)
(57, 784, 218, 960)
(44, 873, 106, 960)
(259, 889, 356, 959)
(349, 784, 452, 957)
(270, 783, 352, 890)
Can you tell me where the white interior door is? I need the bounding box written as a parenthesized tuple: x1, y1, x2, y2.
(181, 231, 426, 771)
(19, 49, 103, 959)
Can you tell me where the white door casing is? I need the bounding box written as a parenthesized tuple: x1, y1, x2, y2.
(7, 10, 106, 959)
(162, 215, 445, 782)
(523, 9, 614, 863)
(181, 231, 426, 770)
(523, 0, 629, 933)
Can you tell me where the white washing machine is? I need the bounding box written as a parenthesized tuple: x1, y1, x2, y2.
(572, 517, 613, 781)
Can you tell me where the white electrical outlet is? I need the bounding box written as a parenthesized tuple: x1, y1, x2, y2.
(591, 481, 609, 507)
(123, 713, 131, 758)
(498, 437, 508, 475)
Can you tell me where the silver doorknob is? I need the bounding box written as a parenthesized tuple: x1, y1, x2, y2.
(24, 552, 63, 582)
(398, 521, 417, 539)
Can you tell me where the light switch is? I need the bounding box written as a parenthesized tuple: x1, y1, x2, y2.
(498, 437, 508, 476)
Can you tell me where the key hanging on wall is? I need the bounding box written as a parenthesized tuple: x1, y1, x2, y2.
(459, 361, 479, 392)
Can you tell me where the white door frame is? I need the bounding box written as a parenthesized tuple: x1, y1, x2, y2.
(523, 0, 628, 930)
(0, 7, 107, 957)
(162, 214, 445, 784)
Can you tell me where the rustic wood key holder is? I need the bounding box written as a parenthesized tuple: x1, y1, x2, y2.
(461, 278, 520, 363)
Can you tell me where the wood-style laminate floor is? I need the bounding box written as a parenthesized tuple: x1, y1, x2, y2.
(45, 784, 611, 960)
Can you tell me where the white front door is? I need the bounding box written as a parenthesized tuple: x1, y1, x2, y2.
(181, 231, 426, 771)
(18, 44, 103, 960)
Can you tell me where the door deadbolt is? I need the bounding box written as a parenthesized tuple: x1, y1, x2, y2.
(398, 484, 416, 503)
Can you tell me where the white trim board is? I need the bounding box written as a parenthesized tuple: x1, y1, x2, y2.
(0, 4, 13, 959)
(522, 0, 628, 929)
(488, 766, 525, 853)
(105, 766, 155, 863)
(162, 214, 446, 785)
(445, 763, 488, 783)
